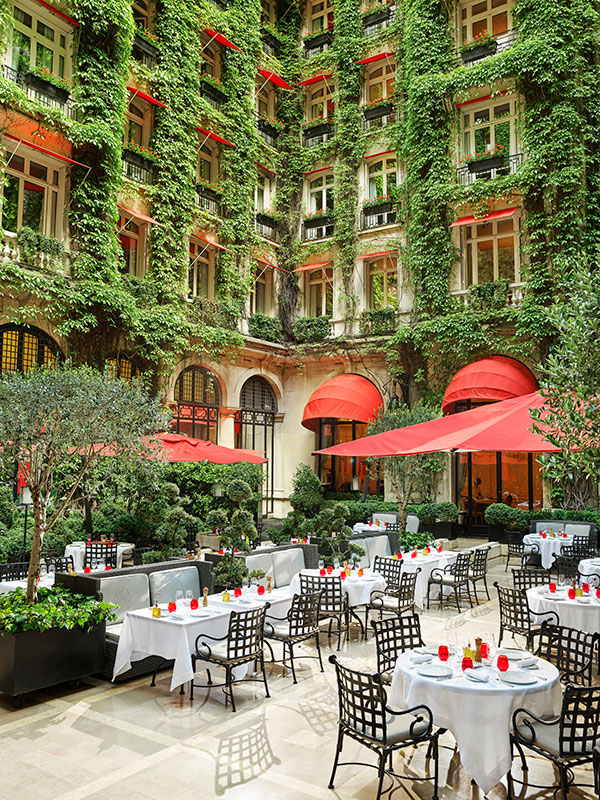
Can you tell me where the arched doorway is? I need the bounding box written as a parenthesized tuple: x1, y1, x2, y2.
(173, 366, 221, 442)
(236, 377, 276, 513)
(0, 324, 60, 373)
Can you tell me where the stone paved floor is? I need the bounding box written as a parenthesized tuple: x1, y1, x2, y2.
(0, 546, 595, 800)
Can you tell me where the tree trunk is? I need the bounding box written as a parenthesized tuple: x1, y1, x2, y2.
(26, 491, 46, 603)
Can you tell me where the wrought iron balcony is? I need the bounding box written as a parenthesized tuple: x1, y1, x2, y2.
(195, 185, 221, 215)
(303, 120, 334, 148)
(362, 5, 396, 37)
(361, 204, 397, 229)
(302, 214, 335, 241)
(254, 213, 279, 242)
(3, 64, 75, 119)
(456, 29, 518, 67)
(200, 79, 227, 110)
(304, 29, 334, 57)
(257, 119, 279, 148)
(456, 152, 523, 185)
(132, 33, 159, 69)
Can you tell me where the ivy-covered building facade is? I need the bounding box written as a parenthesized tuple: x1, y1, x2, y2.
(0, 0, 598, 522)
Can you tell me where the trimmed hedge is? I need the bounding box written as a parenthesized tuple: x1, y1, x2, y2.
(414, 501, 458, 524)
(484, 503, 600, 532)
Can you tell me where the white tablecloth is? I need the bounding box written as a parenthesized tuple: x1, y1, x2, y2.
(288, 568, 386, 607)
(401, 551, 458, 609)
(389, 649, 561, 794)
(113, 588, 293, 691)
(65, 542, 134, 571)
(0, 575, 54, 594)
(527, 586, 600, 635)
(523, 533, 572, 570)
(352, 523, 386, 535)
(579, 557, 600, 584)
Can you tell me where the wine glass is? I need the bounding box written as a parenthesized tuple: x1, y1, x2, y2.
(47, 563, 55, 579)
(251, 576, 258, 592)
(333, 558, 340, 570)
(318, 559, 325, 571)
(185, 589, 193, 614)
(175, 589, 183, 610)
(242, 577, 249, 592)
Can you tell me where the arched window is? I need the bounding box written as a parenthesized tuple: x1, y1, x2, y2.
(236, 377, 277, 512)
(106, 355, 142, 382)
(0, 324, 60, 374)
(173, 366, 221, 442)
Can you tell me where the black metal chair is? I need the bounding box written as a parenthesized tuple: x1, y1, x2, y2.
(561, 535, 597, 559)
(366, 569, 421, 635)
(372, 555, 403, 594)
(512, 567, 550, 591)
(468, 546, 490, 603)
(506, 531, 539, 571)
(190, 604, 270, 712)
(509, 684, 600, 799)
(133, 546, 153, 566)
(299, 574, 354, 650)
(427, 552, 472, 612)
(184, 540, 198, 555)
(84, 541, 117, 568)
(536, 621, 599, 686)
(328, 654, 439, 800)
(0, 561, 29, 580)
(44, 555, 74, 573)
(371, 613, 425, 684)
(264, 591, 324, 683)
(494, 582, 559, 649)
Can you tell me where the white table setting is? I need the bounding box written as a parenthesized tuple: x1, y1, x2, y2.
(112, 587, 293, 691)
(64, 541, 134, 571)
(579, 556, 600, 584)
(0, 574, 54, 594)
(526, 584, 600, 635)
(400, 548, 459, 609)
(523, 531, 572, 570)
(288, 567, 386, 607)
(352, 522, 387, 535)
(389, 645, 561, 794)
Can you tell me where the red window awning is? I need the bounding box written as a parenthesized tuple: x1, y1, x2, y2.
(293, 260, 333, 273)
(360, 250, 395, 260)
(258, 70, 292, 90)
(304, 165, 333, 175)
(196, 127, 236, 147)
(256, 258, 286, 272)
(450, 207, 519, 228)
(117, 205, 166, 227)
(441, 356, 538, 415)
(297, 73, 333, 86)
(127, 87, 167, 108)
(255, 161, 276, 175)
(191, 234, 232, 252)
(34, 0, 79, 26)
(355, 52, 394, 65)
(204, 29, 241, 50)
(4, 134, 88, 168)
(364, 150, 395, 160)
(302, 374, 383, 432)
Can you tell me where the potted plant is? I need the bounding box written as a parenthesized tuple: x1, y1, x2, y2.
(200, 73, 228, 104)
(415, 502, 459, 540)
(362, 97, 395, 120)
(362, 0, 394, 27)
(484, 503, 529, 543)
(361, 194, 394, 215)
(464, 143, 507, 174)
(460, 29, 498, 63)
(132, 23, 161, 59)
(123, 141, 160, 170)
(303, 26, 334, 51)
(303, 207, 334, 228)
(302, 116, 333, 138)
(24, 64, 71, 103)
(302, 504, 365, 566)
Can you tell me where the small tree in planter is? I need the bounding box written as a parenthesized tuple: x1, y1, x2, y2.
(302, 503, 366, 566)
(484, 503, 529, 541)
(210, 480, 262, 589)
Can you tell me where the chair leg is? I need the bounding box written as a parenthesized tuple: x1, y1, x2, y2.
(559, 764, 569, 800)
(484, 575, 490, 601)
(328, 727, 344, 789)
(227, 665, 236, 713)
(454, 586, 461, 613)
(375, 748, 387, 800)
(261, 652, 270, 698)
(432, 735, 439, 800)
(315, 631, 324, 672)
(264, 638, 275, 663)
(288, 642, 297, 684)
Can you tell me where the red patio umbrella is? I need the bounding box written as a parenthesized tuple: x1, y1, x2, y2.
(156, 433, 268, 464)
(314, 392, 560, 457)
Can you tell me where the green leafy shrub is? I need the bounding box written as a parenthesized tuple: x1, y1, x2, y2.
(399, 531, 435, 549)
(415, 502, 458, 524)
(248, 313, 283, 342)
(289, 464, 323, 518)
(263, 527, 290, 545)
(0, 586, 116, 634)
(142, 550, 167, 564)
(467, 279, 509, 311)
(166, 462, 263, 521)
(214, 555, 248, 589)
(293, 316, 330, 343)
(484, 503, 529, 531)
(359, 308, 397, 336)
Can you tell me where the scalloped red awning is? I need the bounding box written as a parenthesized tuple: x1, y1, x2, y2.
(258, 70, 292, 89)
(117, 205, 166, 227)
(442, 356, 538, 414)
(297, 73, 333, 86)
(450, 207, 518, 228)
(191, 234, 232, 252)
(302, 374, 383, 432)
(256, 258, 286, 272)
(355, 52, 394, 64)
(204, 29, 241, 50)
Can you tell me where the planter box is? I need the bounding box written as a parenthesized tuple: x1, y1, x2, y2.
(123, 148, 155, 171)
(486, 524, 506, 543)
(461, 41, 497, 63)
(304, 213, 334, 229)
(363, 102, 394, 120)
(24, 71, 69, 103)
(0, 622, 105, 701)
(195, 184, 222, 202)
(200, 79, 227, 105)
(303, 121, 332, 138)
(419, 521, 459, 540)
(261, 30, 281, 54)
(304, 30, 333, 51)
(362, 8, 390, 26)
(132, 33, 160, 60)
(363, 200, 393, 216)
(255, 211, 277, 227)
(467, 154, 506, 174)
(258, 119, 281, 139)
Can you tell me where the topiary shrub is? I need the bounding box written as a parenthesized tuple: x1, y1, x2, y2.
(289, 464, 323, 518)
(415, 501, 458, 524)
(484, 503, 529, 531)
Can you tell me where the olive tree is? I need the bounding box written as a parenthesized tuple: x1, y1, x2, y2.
(0, 363, 167, 601)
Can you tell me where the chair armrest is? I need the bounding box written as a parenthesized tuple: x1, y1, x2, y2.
(512, 706, 561, 745)
(429, 568, 445, 581)
(194, 631, 227, 655)
(530, 609, 559, 626)
(384, 703, 433, 739)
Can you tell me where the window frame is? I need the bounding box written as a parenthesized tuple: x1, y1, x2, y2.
(307, 0, 334, 32)
(460, 214, 521, 288)
(117, 214, 147, 277)
(458, 0, 512, 46)
(173, 365, 221, 443)
(188, 240, 214, 299)
(365, 60, 396, 104)
(307, 82, 335, 121)
(366, 156, 397, 200)
(306, 266, 333, 317)
(307, 171, 334, 213)
(0, 323, 60, 374)
(9, 2, 72, 79)
(366, 254, 399, 310)
(125, 96, 152, 149)
(460, 94, 518, 159)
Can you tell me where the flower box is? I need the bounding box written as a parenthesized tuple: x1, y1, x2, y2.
(24, 71, 69, 103)
(256, 211, 277, 227)
(261, 29, 281, 54)
(461, 41, 497, 63)
(258, 118, 281, 138)
(303, 120, 333, 138)
(304, 30, 334, 51)
(132, 32, 160, 60)
(123, 147, 155, 171)
(362, 7, 391, 26)
(200, 78, 227, 105)
(196, 184, 222, 202)
(304, 213, 334, 229)
(467, 154, 506, 174)
(363, 102, 394, 120)
(363, 200, 393, 215)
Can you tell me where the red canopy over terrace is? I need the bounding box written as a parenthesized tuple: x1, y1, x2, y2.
(88, 434, 267, 464)
(302, 374, 383, 433)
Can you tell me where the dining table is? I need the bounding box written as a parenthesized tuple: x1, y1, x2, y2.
(288, 568, 386, 608)
(64, 541, 134, 571)
(401, 549, 459, 609)
(389, 647, 561, 794)
(0, 575, 54, 595)
(579, 556, 600, 585)
(522, 532, 572, 570)
(526, 585, 600, 636)
(352, 523, 387, 535)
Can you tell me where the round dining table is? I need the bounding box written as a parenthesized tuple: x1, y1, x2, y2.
(579, 557, 600, 584)
(527, 585, 600, 635)
(389, 648, 561, 795)
(523, 532, 572, 570)
(288, 568, 386, 607)
(401, 550, 458, 609)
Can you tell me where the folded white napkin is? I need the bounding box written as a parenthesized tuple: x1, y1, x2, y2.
(519, 657, 537, 668)
(410, 653, 432, 664)
(465, 668, 489, 682)
(236, 598, 251, 604)
(169, 613, 184, 621)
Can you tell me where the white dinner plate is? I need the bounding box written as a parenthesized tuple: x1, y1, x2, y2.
(190, 609, 219, 617)
(576, 596, 592, 604)
(422, 645, 455, 656)
(363, 577, 380, 582)
(416, 664, 453, 679)
(500, 670, 538, 685)
(498, 649, 530, 661)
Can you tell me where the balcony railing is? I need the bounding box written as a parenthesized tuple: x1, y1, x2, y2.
(361, 207, 397, 229)
(302, 215, 335, 241)
(200, 79, 227, 110)
(261, 30, 281, 57)
(456, 29, 518, 66)
(452, 282, 525, 307)
(303, 121, 334, 148)
(257, 120, 279, 148)
(254, 213, 279, 242)
(1, 230, 70, 274)
(122, 150, 155, 185)
(456, 152, 523, 185)
(362, 5, 396, 37)
(132, 33, 159, 69)
(362, 109, 396, 131)
(304, 30, 334, 57)
(195, 186, 221, 215)
(3, 64, 75, 119)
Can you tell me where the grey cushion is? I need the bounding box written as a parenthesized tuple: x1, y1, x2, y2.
(353, 538, 370, 568)
(535, 521, 565, 533)
(106, 623, 123, 643)
(366, 535, 392, 564)
(370, 594, 398, 610)
(405, 514, 420, 534)
(149, 567, 200, 605)
(272, 548, 305, 588)
(99, 573, 150, 624)
(245, 553, 274, 577)
(372, 513, 398, 526)
(265, 620, 290, 638)
(564, 523, 592, 538)
(196, 641, 229, 662)
(358, 713, 429, 744)
(516, 720, 586, 757)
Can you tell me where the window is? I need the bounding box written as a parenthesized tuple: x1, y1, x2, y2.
(367, 157, 397, 199)
(10, 4, 71, 78)
(106, 355, 141, 382)
(308, 82, 334, 120)
(307, 266, 333, 316)
(188, 241, 212, 298)
(118, 215, 144, 276)
(461, 216, 519, 286)
(250, 263, 273, 314)
(308, 172, 334, 213)
(200, 34, 221, 78)
(133, 0, 151, 30)
(308, 0, 334, 31)
(261, 0, 276, 25)
(461, 96, 516, 158)
(256, 84, 275, 117)
(236, 376, 277, 512)
(1, 149, 63, 237)
(173, 366, 221, 442)
(460, 0, 511, 45)
(365, 61, 395, 103)
(0, 324, 59, 374)
(125, 99, 151, 149)
(255, 172, 273, 212)
(367, 255, 398, 309)
(197, 143, 217, 184)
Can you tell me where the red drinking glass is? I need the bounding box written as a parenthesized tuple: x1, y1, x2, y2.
(436, 546, 443, 553)
(596, 588, 600, 600)
(190, 599, 198, 610)
(218, 549, 224, 555)
(540, 532, 547, 538)
(497, 654, 509, 672)
(425, 547, 430, 555)
(257, 585, 265, 596)
(340, 571, 346, 581)
(320, 568, 326, 576)
(480, 642, 489, 659)
(168, 601, 176, 613)
(358, 568, 364, 577)
(234, 587, 242, 598)
(396, 552, 403, 559)
(549, 583, 556, 593)
(461, 657, 473, 671)
(326, 566, 333, 574)
(568, 588, 576, 600)
(104, 565, 111, 571)
(84, 567, 91, 574)
(583, 583, 590, 594)
(411, 551, 417, 559)
(438, 645, 449, 662)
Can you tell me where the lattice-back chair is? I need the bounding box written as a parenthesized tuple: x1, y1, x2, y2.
(509, 684, 600, 800)
(552, 554, 581, 584)
(494, 582, 559, 650)
(506, 531, 539, 571)
(512, 568, 550, 591)
(371, 614, 425, 684)
(133, 546, 153, 566)
(536, 622, 599, 686)
(328, 655, 439, 800)
(44, 555, 74, 573)
(84, 541, 117, 568)
(468, 547, 491, 603)
(0, 561, 29, 581)
(561, 536, 597, 560)
(184, 540, 198, 555)
(366, 569, 421, 635)
(385, 522, 400, 533)
(372, 555, 403, 594)
(427, 552, 473, 612)
(191, 604, 270, 712)
(264, 591, 323, 683)
(300, 574, 349, 650)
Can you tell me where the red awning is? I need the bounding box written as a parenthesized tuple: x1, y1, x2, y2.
(191, 234, 232, 252)
(360, 250, 395, 260)
(450, 207, 519, 228)
(117, 205, 166, 227)
(293, 260, 333, 273)
(364, 150, 395, 159)
(127, 86, 167, 108)
(258, 70, 292, 90)
(204, 29, 241, 50)
(256, 258, 286, 272)
(158, 433, 267, 463)
(442, 356, 537, 414)
(196, 127, 236, 147)
(302, 374, 383, 432)
(5, 134, 88, 168)
(255, 161, 276, 175)
(304, 165, 333, 175)
(355, 52, 394, 65)
(34, 0, 79, 26)
(297, 73, 333, 86)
